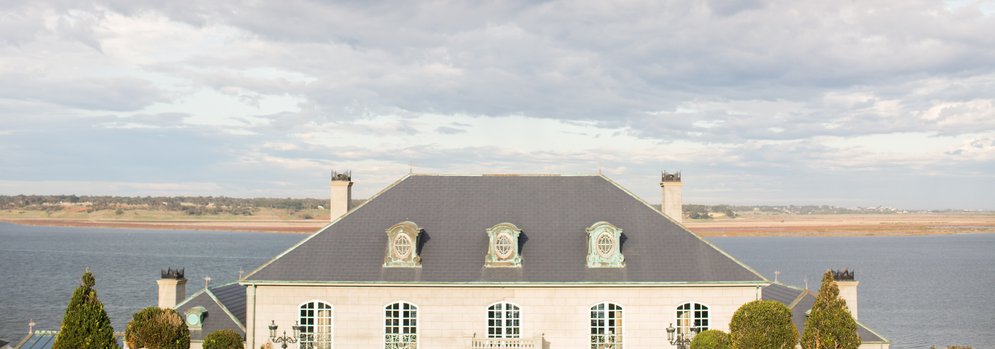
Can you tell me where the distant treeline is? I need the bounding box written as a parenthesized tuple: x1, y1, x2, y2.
(683, 204, 914, 219)
(0, 195, 327, 216)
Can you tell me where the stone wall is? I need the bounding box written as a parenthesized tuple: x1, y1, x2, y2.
(245, 284, 759, 349)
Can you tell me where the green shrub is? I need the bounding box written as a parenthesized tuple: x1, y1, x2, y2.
(203, 329, 243, 349)
(802, 270, 861, 349)
(53, 270, 119, 349)
(124, 306, 190, 349)
(691, 329, 731, 349)
(730, 300, 798, 349)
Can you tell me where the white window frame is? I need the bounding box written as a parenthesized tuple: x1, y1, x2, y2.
(675, 302, 710, 336)
(590, 302, 623, 349)
(383, 301, 418, 349)
(298, 300, 334, 349)
(486, 302, 522, 339)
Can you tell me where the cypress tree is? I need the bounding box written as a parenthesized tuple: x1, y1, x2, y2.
(801, 270, 861, 349)
(53, 269, 119, 349)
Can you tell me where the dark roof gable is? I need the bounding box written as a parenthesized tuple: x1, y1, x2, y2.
(175, 282, 246, 341)
(245, 175, 764, 284)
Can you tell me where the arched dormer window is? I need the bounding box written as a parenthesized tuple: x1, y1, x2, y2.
(586, 221, 624, 268)
(485, 223, 523, 268)
(384, 221, 422, 267)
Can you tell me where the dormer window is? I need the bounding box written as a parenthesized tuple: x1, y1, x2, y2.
(384, 221, 422, 267)
(485, 223, 523, 267)
(586, 221, 625, 268)
(184, 306, 207, 330)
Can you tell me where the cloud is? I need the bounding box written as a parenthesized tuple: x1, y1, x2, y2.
(1, 0, 994, 209)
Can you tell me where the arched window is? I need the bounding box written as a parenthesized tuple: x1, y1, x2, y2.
(299, 301, 333, 349)
(385, 302, 418, 349)
(590, 302, 623, 349)
(676, 302, 709, 335)
(487, 303, 521, 338)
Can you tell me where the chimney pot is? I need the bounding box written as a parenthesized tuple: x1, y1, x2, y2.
(157, 267, 187, 309)
(330, 170, 353, 221)
(660, 171, 683, 223)
(832, 268, 860, 320)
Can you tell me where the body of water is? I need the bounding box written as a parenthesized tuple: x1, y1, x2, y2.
(1, 222, 992, 348)
(0, 223, 303, 343)
(710, 234, 995, 349)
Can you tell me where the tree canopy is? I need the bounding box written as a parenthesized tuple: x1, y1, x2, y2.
(691, 329, 731, 349)
(124, 306, 190, 349)
(203, 329, 244, 349)
(729, 300, 798, 349)
(802, 270, 861, 349)
(53, 270, 119, 349)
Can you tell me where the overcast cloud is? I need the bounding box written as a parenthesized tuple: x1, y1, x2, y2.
(1, 0, 993, 209)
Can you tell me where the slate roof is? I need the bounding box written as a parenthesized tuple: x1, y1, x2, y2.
(13, 331, 125, 349)
(175, 282, 246, 342)
(762, 283, 889, 344)
(245, 175, 765, 284)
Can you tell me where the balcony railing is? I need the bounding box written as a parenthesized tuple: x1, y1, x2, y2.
(470, 337, 541, 349)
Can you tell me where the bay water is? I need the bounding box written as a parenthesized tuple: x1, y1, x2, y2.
(1, 222, 992, 348)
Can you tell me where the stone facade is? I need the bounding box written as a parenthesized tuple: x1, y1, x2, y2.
(244, 284, 759, 349)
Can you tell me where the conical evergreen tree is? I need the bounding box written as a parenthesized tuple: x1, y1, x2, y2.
(53, 269, 119, 349)
(801, 270, 861, 349)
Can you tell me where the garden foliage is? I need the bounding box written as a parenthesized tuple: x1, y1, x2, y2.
(125, 306, 190, 349)
(53, 270, 119, 349)
(801, 270, 861, 349)
(690, 329, 731, 349)
(729, 300, 798, 349)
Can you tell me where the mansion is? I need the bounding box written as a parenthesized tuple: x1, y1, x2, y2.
(161, 171, 889, 349)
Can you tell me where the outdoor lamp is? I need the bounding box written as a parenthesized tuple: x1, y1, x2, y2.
(269, 320, 300, 349)
(666, 323, 676, 342)
(269, 320, 278, 339)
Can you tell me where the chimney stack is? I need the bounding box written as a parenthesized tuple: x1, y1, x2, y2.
(157, 268, 186, 309)
(832, 269, 859, 320)
(330, 170, 353, 221)
(660, 171, 683, 223)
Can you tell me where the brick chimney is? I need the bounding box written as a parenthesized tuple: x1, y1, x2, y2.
(660, 171, 683, 223)
(330, 170, 353, 221)
(157, 268, 186, 309)
(832, 269, 859, 320)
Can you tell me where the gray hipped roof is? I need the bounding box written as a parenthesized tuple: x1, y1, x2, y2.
(175, 282, 246, 341)
(762, 283, 889, 344)
(245, 175, 764, 284)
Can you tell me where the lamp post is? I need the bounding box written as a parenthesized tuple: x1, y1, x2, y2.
(268, 320, 301, 349)
(666, 323, 694, 349)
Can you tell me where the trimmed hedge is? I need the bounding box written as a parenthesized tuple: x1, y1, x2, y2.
(53, 270, 119, 349)
(125, 306, 190, 349)
(691, 329, 731, 349)
(204, 329, 244, 349)
(730, 300, 798, 349)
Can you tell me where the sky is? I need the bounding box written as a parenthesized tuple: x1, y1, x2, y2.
(1, 1, 994, 210)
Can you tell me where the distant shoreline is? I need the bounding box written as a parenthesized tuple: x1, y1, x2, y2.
(0, 218, 320, 234)
(3, 212, 994, 237)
